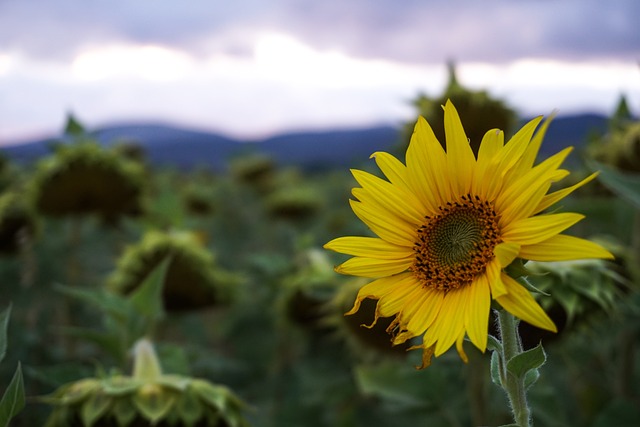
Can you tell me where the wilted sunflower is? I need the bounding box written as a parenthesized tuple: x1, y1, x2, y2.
(324, 100, 613, 368)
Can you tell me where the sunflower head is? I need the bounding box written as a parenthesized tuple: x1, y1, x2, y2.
(43, 339, 249, 427)
(325, 100, 613, 368)
(108, 230, 242, 312)
(29, 140, 146, 224)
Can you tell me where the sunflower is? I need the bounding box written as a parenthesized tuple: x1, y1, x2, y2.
(324, 100, 613, 368)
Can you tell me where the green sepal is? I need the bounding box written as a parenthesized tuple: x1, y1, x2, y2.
(80, 391, 112, 427)
(176, 390, 205, 427)
(132, 385, 176, 423)
(504, 258, 534, 280)
(112, 397, 137, 427)
(101, 376, 140, 396)
(0, 362, 25, 427)
(490, 351, 503, 387)
(57, 379, 100, 405)
(517, 276, 550, 297)
(191, 380, 227, 411)
(506, 342, 546, 380)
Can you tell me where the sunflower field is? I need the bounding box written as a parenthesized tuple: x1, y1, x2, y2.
(1, 81, 639, 427)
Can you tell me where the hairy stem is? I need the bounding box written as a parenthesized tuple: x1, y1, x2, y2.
(497, 309, 531, 427)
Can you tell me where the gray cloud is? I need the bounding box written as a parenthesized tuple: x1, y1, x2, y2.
(1, 0, 638, 64)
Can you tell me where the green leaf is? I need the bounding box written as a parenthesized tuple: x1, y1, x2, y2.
(0, 304, 11, 364)
(524, 368, 540, 389)
(490, 350, 503, 387)
(0, 363, 25, 427)
(55, 285, 130, 323)
(589, 160, 640, 209)
(487, 334, 502, 352)
(506, 342, 546, 380)
(129, 257, 171, 323)
(80, 392, 112, 427)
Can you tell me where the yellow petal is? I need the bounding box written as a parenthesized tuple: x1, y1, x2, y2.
(502, 212, 584, 246)
(473, 128, 504, 198)
(497, 147, 573, 225)
(519, 234, 614, 261)
(406, 116, 450, 209)
(370, 151, 424, 208)
(494, 242, 521, 268)
(351, 169, 425, 225)
(424, 286, 469, 356)
(444, 99, 476, 195)
(496, 273, 557, 332)
(376, 276, 423, 317)
(335, 256, 413, 278)
(464, 276, 491, 352)
(485, 259, 507, 298)
(508, 113, 555, 180)
(345, 273, 414, 315)
(394, 287, 444, 344)
(456, 331, 469, 363)
(324, 236, 413, 259)
(535, 172, 598, 214)
(494, 116, 543, 176)
(350, 200, 416, 247)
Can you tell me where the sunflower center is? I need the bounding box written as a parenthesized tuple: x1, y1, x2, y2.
(412, 194, 501, 291)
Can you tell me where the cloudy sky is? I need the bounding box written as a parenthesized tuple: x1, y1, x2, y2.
(1, 0, 639, 144)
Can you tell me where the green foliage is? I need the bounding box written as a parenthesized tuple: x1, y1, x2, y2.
(0, 305, 25, 427)
(57, 259, 169, 367)
(1, 101, 638, 426)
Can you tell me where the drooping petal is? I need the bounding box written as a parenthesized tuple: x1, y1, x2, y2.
(376, 276, 424, 318)
(324, 236, 413, 259)
(456, 331, 469, 363)
(393, 287, 444, 344)
(335, 256, 413, 278)
(345, 273, 415, 315)
(502, 213, 584, 246)
(519, 234, 614, 261)
(496, 273, 557, 332)
(444, 100, 476, 196)
(464, 277, 491, 352)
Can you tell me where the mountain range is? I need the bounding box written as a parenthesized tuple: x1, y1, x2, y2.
(0, 113, 610, 172)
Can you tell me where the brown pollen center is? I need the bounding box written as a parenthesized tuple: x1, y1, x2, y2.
(412, 194, 501, 291)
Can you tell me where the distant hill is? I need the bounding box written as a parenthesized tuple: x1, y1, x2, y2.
(0, 114, 610, 172)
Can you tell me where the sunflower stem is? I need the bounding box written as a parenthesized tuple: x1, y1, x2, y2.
(496, 309, 531, 427)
